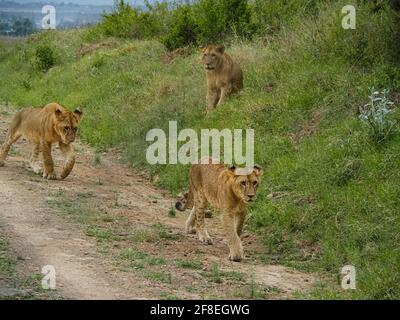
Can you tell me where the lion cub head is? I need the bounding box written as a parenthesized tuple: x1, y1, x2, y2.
(53, 105, 83, 144)
(201, 45, 225, 71)
(228, 165, 263, 204)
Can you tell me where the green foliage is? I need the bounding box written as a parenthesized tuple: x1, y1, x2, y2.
(88, 0, 169, 41)
(250, 0, 322, 35)
(90, 0, 252, 49)
(359, 89, 397, 145)
(34, 44, 56, 72)
(194, 0, 252, 44)
(161, 5, 197, 50)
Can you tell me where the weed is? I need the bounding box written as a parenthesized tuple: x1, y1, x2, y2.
(359, 89, 397, 145)
(175, 259, 203, 270)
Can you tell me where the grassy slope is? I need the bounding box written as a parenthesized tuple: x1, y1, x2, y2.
(1, 2, 400, 298)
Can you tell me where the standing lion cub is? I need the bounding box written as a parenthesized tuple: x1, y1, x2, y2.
(202, 44, 244, 113)
(0, 103, 83, 180)
(175, 158, 262, 262)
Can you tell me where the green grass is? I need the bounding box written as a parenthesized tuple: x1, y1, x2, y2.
(0, 236, 59, 300)
(1, 1, 400, 299)
(202, 264, 245, 284)
(145, 271, 172, 284)
(119, 248, 166, 267)
(175, 259, 203, 270)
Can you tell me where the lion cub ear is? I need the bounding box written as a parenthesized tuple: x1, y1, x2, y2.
(253, 165, 263, 176)
(74, 108, 83, 121)
(216, 45, 225, 54)
(55, 107, 65, 120)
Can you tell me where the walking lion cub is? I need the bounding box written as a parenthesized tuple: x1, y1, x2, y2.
(201, 45, 244, 112)
(176, 159, 263, 262)
(0, 103, 83, 180)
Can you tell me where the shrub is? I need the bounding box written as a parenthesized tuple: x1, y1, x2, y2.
(161, 5, 198, 50)
(250, 0, 322, 35)
(93, 0, 169, 40)
(34, 44, 56, 72)
(194, 0, 252, 44)
(359, 89, 397, 145)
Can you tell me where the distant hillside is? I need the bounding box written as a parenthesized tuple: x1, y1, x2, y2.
(1, 0, 147, 6)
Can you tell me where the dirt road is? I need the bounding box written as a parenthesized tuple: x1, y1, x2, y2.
(0, 106, 315, 299)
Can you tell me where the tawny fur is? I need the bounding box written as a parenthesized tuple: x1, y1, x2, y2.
(0, 103, 83, 180)
(176, 159, 262, 262)
(201, 45, 244, 113)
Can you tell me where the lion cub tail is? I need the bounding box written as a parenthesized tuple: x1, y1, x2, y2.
(175, 188, 194, 212)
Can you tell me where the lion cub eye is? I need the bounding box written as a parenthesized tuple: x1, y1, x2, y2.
(240, 181, 247, 187)
(64, 126, 70, 131)
(253, 181, 258, 186)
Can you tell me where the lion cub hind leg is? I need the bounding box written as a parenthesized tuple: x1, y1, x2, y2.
(217, 84, 233, 106)
(194, 193, 213, 245)
(0, 124, 22, 167)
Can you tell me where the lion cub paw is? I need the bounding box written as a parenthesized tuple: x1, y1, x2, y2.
(43, 172, 57, 180)
(228, 254, 244, 262)
(198, 234, 213, 245)
(185, 225, 196, 234)
(31, 164, 43, 175)
(228, 252, 244, 262)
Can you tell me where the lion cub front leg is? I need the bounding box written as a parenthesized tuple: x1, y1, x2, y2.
(223, 212, 244, 262)
(30, 143, 42, 174)
(185, 207, 196, 234)
(59, 142, 75, 180)
(194, 194, 213, 245)
(206, 88, 220, 113)
(41, 141, 56, 180)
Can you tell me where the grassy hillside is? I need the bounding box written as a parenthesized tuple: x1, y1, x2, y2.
(1, 1, 400, 299)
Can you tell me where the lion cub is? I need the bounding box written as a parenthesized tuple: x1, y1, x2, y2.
(176, 159, 262, 262)
(202, 45, 243, 112)
(0, 103, 83, 180)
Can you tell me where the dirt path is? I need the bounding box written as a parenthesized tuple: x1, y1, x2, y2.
(0, 106, 315, 300)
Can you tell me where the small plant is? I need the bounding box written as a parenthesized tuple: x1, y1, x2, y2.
(359, 89, 397, 145)
(210, 263, 222, 283)
(175, 259, 203, 269)
(168, 207, 176, 218)
(93, 153, 102, 166)
(34, 44, 56, 72)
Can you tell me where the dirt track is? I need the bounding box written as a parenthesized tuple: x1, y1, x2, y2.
(0, 106, 315, 299)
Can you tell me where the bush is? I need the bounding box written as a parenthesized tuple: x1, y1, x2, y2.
(194, 0, 252, 44)
(94, 0, 252, 50)
(250, 0, 322, 35)
(161, 5, 198, 50)
(359, 89, 397, 145)
(34, 44, 56, 72)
